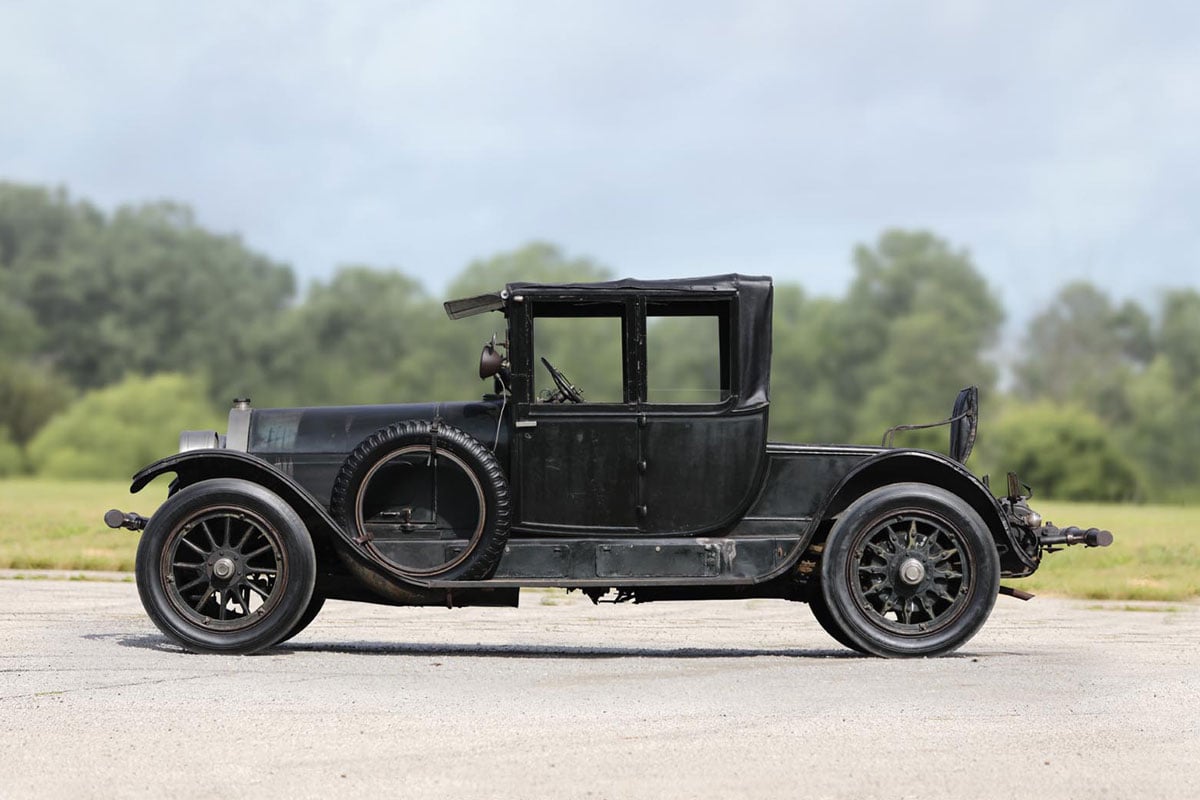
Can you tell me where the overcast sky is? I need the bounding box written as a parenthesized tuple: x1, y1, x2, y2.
(2, 1, 1197, 323)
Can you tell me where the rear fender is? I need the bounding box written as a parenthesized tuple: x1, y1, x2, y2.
(814, 449, 1037, 577)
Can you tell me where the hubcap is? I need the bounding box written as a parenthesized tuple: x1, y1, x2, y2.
(212, 557, 236, 580)
(898, 557, 925, 586)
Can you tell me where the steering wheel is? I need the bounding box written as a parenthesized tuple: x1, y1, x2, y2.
(540, 357, 584, 403)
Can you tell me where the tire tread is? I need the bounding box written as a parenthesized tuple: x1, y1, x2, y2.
(329, 421, 511, 582)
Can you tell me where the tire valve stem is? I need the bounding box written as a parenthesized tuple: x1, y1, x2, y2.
(104, 509, 149, 531)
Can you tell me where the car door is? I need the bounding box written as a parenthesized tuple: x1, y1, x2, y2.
(636, 297, 768, 534)
(511, 297, 642, 533)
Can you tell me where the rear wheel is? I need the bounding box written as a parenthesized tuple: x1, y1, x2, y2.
(807, 582, 866, 653)
(135, 478, 316, 654)
(820, 483, 999, 658)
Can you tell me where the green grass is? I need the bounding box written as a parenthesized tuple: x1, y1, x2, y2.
(1017, 501, 1200, 602)
(0, 481, 1196, 602)
(0, 479, 166, 572)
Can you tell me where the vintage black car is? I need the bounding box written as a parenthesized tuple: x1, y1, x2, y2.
(107, 274, 1112, 657)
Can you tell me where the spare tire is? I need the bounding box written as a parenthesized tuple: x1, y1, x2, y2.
(330, 421, 510, 582)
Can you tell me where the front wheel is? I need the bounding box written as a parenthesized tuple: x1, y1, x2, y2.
(820, 483, 1000, 658)
(277, 587, 326, 645)
(135, 478, 317, 654)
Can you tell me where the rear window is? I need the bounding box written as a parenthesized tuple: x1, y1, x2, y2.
(645, 300, 731, 405)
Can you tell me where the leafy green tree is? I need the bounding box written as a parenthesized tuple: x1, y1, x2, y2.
(1121, 290, 1200, 500)
(0, 182, 102, 271)
(251, 266, 447, 407)
(1156, 289, 1200, 388)
(843, 230, 1003, 447)
(27, 373, 221, 480)
(8, 199, 294, 397)
(0, 183, 104, 361)
(979, 402, 1143, 502)
(644, 314, 724, 405)
(1015, 282, 1153, 422)
(0, 428, 22, 477)
(768, 287, 855, 443)
(1123, 359, 1200, 503)
(0, 292, 40, 359)
(0, 360, 74, 447)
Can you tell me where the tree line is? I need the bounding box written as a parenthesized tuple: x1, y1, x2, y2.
(1, 181, 1197, 502)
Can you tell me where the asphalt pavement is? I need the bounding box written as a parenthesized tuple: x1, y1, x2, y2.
(1, 576, 1196, 799)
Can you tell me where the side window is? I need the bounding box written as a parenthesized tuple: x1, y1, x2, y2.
(531, 303, 626, 403)
(645, 300, 731, 405)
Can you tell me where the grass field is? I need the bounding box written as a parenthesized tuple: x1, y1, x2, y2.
(1020, 501, 1199, 601)
(0, 479, 168, 572)
(0, 480, 1196, 601)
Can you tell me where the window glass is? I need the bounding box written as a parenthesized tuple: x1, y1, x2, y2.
(533, 314, 625, 403)
(646, 305, 729, 404)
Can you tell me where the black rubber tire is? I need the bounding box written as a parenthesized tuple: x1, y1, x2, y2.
(820, 482, 1000, 658)
(330, 421, 511, 582)
(277, 587, 326, 644)
(135, 478, 317, 655)
(808, 582, 867, 653)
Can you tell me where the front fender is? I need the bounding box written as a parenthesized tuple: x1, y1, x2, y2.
(132, 448, 353, 549)
(816, 449, 1037, 577)
(129, 450, 449, 596)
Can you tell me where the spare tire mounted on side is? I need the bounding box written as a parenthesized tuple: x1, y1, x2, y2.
(330, 421, 510, 582)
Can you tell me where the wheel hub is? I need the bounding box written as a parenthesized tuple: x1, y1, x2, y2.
(162, 507, 285, 632)
(212, 556, 236, 580)
(898, 557, 925, 586)
(851, 513, 970, 633)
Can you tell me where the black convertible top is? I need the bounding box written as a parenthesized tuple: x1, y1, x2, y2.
(504, 273, 771, 297)
(444, 274, 773, 409)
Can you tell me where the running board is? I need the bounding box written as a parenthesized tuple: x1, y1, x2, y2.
(429, 576, 773, 590)
(421, 535, 805, 588)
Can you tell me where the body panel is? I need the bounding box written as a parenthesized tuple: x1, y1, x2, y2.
(246, 400, 508, 503)
(515, 413, 640, 531)
(639, 408, 767, 533)
(131, 437, 1021, 594)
